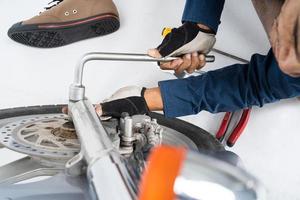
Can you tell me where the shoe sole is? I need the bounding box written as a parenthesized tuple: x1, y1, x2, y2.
(8, 14, 120, 48)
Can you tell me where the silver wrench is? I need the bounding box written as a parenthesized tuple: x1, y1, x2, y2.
(70, 52, 215, 101)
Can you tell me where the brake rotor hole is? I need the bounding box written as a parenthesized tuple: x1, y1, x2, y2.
(44, 127, 54, 130)
(40, 140, 59, 148)
(24, 135, 39, 142)
(21, 129, 37, 135)
(42, 120, 57, 123)
(26, 124, 36, 128)
(63, 143, 77, 149)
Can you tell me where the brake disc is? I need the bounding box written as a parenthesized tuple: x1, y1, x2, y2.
(0, 114, 79, 159)
(0, 109, 209, 163)
(0, 113, 199, 161)
(0, 106, 223, 186)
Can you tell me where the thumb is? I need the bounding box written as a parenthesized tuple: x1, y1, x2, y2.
(95, 104, 103, 117)
(148, 48, 162, 58)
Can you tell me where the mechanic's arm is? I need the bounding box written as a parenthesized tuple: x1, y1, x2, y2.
(158, 49, 300, 117)
(98, 49, 300, 118)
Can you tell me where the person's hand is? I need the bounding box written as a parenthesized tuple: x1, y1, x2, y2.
(99, 86, 150, 118)
(63, 86, 150, 118)
(100, 86, 163, 117)
(63, 86, 164, 118)
(270, 0, 300, 77)
(148, 22, 216, 75)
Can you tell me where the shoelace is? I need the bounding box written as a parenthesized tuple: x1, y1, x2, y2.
(44, 0, 63, 10)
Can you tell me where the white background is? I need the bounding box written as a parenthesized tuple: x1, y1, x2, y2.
(0, 0, 300, 199)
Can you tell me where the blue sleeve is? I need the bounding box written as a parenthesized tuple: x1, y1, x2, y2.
(182, 0, 225, 33)
(158, 49, 300, 118)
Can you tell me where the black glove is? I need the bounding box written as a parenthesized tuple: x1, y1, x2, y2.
(157, 22, 216, 57)
(100, 88, 149, 118)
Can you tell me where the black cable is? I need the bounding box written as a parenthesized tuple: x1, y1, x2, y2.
(212, 48, 250, 64)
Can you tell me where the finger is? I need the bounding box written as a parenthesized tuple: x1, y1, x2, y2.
(95, 104, 103, 117)
(276, 16, 292, 61)
(297, 19, 300, 58)
(186, 52, 200, 74)
(148, 48, 183, 70)
(275, 2, 297, 61)
(148, 48, 163, 67)
(160, 58, 183, 70)
(147, 48, 162, 58)
(62, 106, 68, 114)
(271, 20, 280, 58)
(270, 20, 277, 49)
(159, 61, 172, 70)
(196, 54, 207, 70)
(175, 54, 192, 75)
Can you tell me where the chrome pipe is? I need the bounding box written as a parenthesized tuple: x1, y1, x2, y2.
(73, 52, 178, 88)
(174, 151, 266, 200)
(68, 99, 136, 200)
(68, 99, 114, 164)
(73, 52, 215, 86)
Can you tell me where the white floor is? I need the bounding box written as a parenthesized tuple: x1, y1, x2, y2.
(0, 0, 300, 199)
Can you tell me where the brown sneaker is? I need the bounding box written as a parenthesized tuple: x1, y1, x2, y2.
(8, 0, 120, 48)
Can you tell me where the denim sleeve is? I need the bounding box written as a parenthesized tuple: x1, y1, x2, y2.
(182, 0, 225, 33)
(158, 49, 300, 118)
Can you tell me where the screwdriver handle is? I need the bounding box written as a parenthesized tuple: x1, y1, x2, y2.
(203, 55, 215, 62)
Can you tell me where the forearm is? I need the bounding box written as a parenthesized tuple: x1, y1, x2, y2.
(182, 0, 225, 33)
(144, 88, 163, 111)
(155, 49, 300, 117)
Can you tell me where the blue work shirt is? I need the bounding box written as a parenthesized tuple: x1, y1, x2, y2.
(158, 0, 300, 118)
(182, 0, 225, 33)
